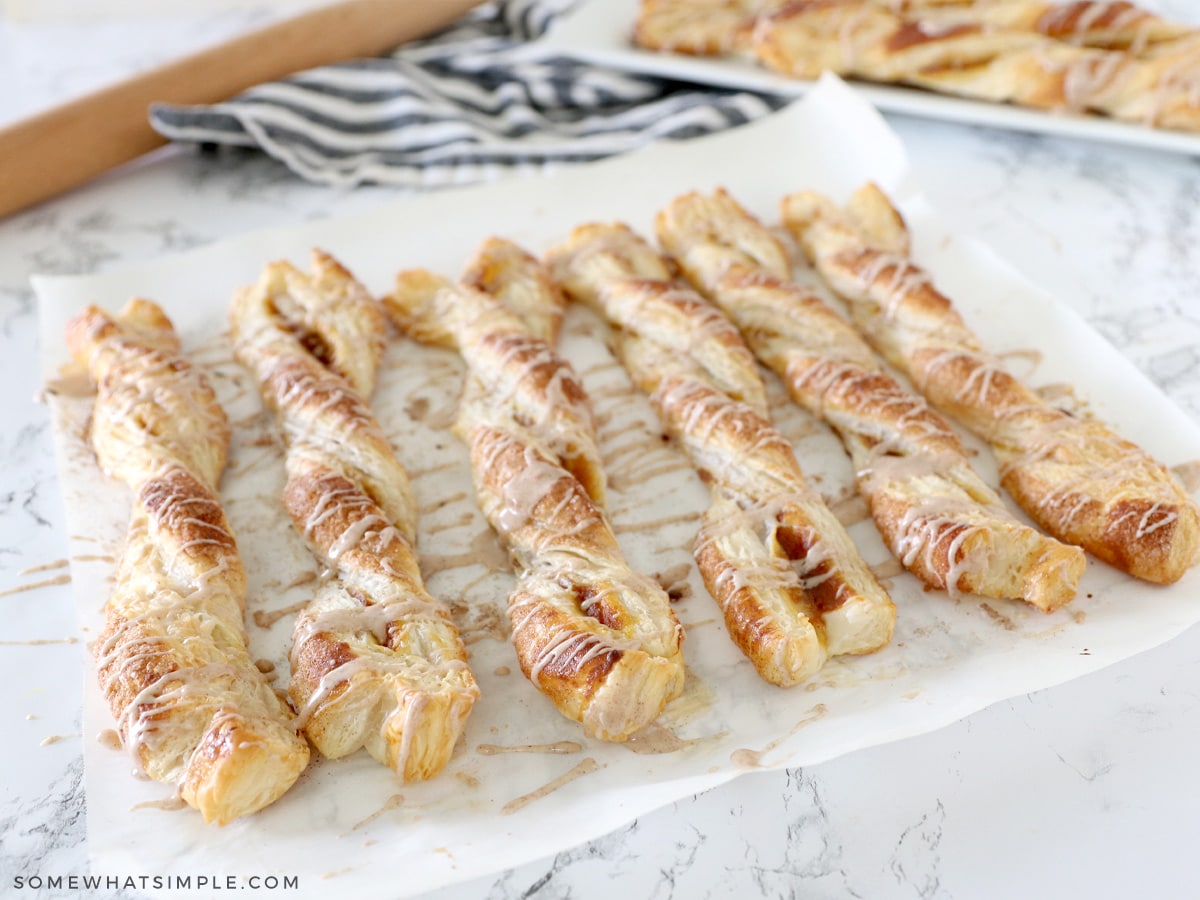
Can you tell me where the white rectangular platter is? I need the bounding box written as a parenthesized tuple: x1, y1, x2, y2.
(540, 0, 1200, 158)
(35, 75, 1200, 899)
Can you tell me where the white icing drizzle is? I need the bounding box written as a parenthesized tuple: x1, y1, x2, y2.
(600, 280, 765, 411)
(303, 484, 362, 535)
(480, 438, 572, 535)
(893, 499, 980, 598)
(115, 663, 250, 778)
(999, 410, 1178, 514)
(466, 332, 597, 474)
(391, 255, 682, 736)
(75, 309, 298, 793)
(292, 595, 446, 655)
(89, 339, 225, 484)
(327, 513, 392, 561)
(1061, 50, 1127, 111)
(838, 8, 874, 69)
(230, 256, 476, 779)
(1133, 503, 1178, 538)
(653, 378, 794, 473)
(292, 654, 470, 733)
(552, 220, 899, 681)
(1144, 50, 1200, 126)
(693, 494, 841, 596)
(1042, 3, 1151, 46)
(674, 190, 1083, 605)
(918, 347, 1013, 407)
(523, 622, 632, 687)
(851, 250, 932, 319)
(803, 198, 1194, 569)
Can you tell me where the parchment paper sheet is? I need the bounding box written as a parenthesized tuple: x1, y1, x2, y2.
(36, 76, 1200, 899)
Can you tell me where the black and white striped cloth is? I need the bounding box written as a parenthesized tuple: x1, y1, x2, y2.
(149, 0, 785, 189)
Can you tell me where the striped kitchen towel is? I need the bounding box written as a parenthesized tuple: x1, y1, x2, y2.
(149, 0, 785, 190)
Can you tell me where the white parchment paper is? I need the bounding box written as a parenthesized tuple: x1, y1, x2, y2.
(36, 76, 1200, 899)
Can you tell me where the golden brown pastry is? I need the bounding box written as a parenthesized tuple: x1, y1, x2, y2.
(462, 235, 567, 344)
(656, 188, 1086, 612)
(783, 182, 1200, 585)
(547, 223, 895, 687)
(634, 0, 1200, 134)
(66, 299, 309, 825)
(230, 250, 478, 781)
(635, 0, 780, 55)
(385, 238, 685, 741)
(904, 36, 1200, 131)
(891, 1, 1194, 51)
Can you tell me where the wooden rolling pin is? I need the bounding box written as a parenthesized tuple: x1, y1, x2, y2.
(0, 0, 482, 218)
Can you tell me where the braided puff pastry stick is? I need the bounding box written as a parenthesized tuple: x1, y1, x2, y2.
(462, 235, 568, 345)
(632, 0, 1124, 58)
(908, 1, 1197, 51)
(656, 189, 1085, 612)
(638, 1, 1198, 60)
(749, 1, 1200, 134)
(783, 184, 1200, 585)
(547, 224, 894, 687)
(635, 0, 786, 56)
(385, 238, 685, 742)
(66, 299, 309, 825)
(230, 250, 478, 781)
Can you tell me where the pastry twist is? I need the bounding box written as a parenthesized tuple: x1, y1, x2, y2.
(461, 234, 568, 345)
(230, 250, 478, 781)
(634, 0, 1200, 134)
(886, 1, 1195, 51)
(547, 223, 895, 687)
(66, 299, 309, 825)
(635, 0, 782, 55)
(755, 1, 1200, 132)
(783, 183, 1200, 585)
(656, 188, 1086, 612)
(637, 0, 1195, 57)
(386, 237, 685, 742)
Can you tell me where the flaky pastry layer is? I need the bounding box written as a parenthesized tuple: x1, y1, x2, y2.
(232, 250, 478, 781)
(657, 187, 1085, 611)
(634, 0, 1200, 135)
(386, 238, 685, 741)
(67, 299, 309, 825)
(783, 182, 1200, 585)
(547, 222, 895, 686)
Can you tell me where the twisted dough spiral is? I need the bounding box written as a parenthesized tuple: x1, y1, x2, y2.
(230, 250, 478, 781)
(386, 237, 685, 742)
(784, 183, 1200, 585)
(657, 188, 1086, 612)
(637, 0, 1196, 53)
(635, 0, 1200, 134)
(635, 0, 780, 56)
(547, 223, 894, 687)
(66, 299, 309, 825)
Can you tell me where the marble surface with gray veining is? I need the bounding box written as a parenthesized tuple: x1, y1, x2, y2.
(2, 4, 1200, 899)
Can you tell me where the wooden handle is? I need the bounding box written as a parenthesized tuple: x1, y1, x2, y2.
(0, 0, 482, 218)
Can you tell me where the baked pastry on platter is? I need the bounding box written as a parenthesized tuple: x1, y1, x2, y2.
(657, 187, 1086, 612)
(783, 183, 1200, 585)
(231, 250, 478, 781)
(547, 223, 895, 686)
(66, 299, 309, 824)
(634, 0, 1200, 134)
(386, 238, 686, 741)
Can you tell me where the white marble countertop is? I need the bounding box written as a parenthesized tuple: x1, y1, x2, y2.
(3, 4, 1200, 899)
